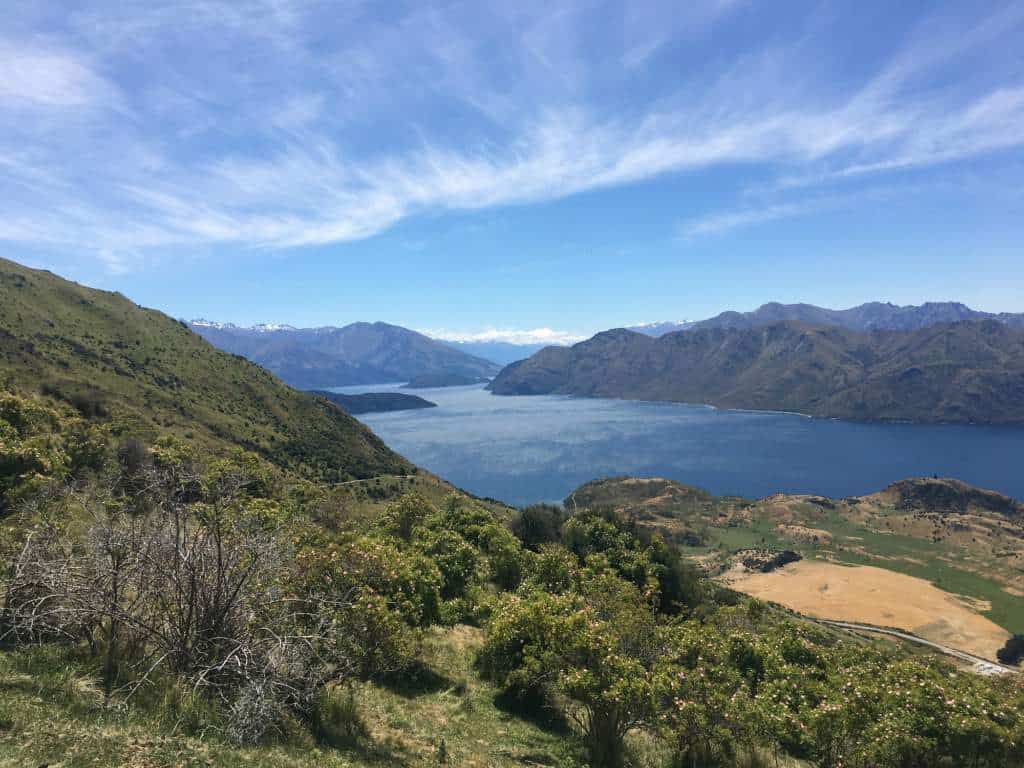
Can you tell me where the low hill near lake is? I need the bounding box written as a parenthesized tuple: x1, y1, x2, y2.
(402, 371, 489, 389)
(314, 390, 437, 414)
(491, 320, 1024, 424)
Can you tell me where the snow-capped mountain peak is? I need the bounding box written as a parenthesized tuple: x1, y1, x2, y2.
(190, 319, 297, 333)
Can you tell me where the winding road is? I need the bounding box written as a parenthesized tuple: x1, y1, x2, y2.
(817, 620, 1019, 676)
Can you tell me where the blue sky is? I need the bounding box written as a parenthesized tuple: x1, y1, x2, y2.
(2, 1, 1023, 342)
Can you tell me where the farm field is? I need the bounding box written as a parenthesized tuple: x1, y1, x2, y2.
(569, 476, 1024, 648)
(724, 560, 1010, 659)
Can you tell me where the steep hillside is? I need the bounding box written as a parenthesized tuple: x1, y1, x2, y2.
(192, 321, 500, 389)
(635, 301, 1024, 336)
(0, 258, 410, 482)
(491, 320, 1024, 424)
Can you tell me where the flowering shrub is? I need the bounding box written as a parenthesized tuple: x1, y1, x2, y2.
(480, 571, 674, 767)
(662, 612, 1024, 768)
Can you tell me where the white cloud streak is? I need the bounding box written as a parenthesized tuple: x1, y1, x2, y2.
(0, 42, 118, 109)
(1, 1, 1023, 270)
(681, 201, 824, 238)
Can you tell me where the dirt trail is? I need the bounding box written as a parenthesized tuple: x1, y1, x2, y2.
(724, 560, 1010, 660)
(818, 620, 1016, 675)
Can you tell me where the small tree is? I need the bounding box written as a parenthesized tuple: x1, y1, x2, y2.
(480, 571, 671, 767)
(511, 504, 566, 550)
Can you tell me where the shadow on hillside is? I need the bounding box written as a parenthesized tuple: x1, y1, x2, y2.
(340, 737, 413, 767)
(493, 687, 571, 735)
(379, 660, 455, 699)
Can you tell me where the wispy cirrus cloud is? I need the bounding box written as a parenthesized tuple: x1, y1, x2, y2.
(1, 1, 1024, 271)
(0, 41, 119, 109)
(681, 200, 825, 238)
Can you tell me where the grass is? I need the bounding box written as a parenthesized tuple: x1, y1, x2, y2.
(0, 627, 581, 768)
(350, 625, 580, 767)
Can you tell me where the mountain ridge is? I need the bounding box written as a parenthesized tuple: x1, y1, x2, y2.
(440, 339, 551, 365)
(191, 320, 500, 389)
(632, 301, 1024, 336)
(490, 319, 1024, 424)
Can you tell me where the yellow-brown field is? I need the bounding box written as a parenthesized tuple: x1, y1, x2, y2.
(724, 560, 1011, 660)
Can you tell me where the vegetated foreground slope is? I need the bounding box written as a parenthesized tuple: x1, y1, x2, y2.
(569, 475, 1024, 648)
(491, 320, 1024, 423)
(5, 256, 1024, 768)
(0, 257, 409, 482)
(192, 320, 500, 389)
(632, 300, 1024, 336)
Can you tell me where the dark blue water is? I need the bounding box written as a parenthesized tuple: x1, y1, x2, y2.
(333, 383, 1024, 507)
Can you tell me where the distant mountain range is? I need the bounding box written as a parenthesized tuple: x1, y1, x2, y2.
(190, 320, 500, 389)
(631, 301, 1024, 336)
(490, 319, 1024, 424)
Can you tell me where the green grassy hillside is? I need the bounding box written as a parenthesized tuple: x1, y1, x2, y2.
(0, 257, 409, 483)
(0, 626, 582, 768)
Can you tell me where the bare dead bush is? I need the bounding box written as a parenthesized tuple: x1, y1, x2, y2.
(1, 457, 368, 742)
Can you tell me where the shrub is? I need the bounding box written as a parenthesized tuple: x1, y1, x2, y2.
(512, 504, 566, 550)
(420, 529, 482, 601)
(480, 571, 671, 768)
(2, 454, 407, 744)
(525, 544, 578, 593)
(379, 492, 434, 541)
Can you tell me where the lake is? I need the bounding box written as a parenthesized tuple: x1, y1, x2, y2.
(332, 383, 1024, 507)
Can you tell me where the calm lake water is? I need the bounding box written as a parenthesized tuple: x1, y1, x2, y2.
(332, 383, 1024, 507)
